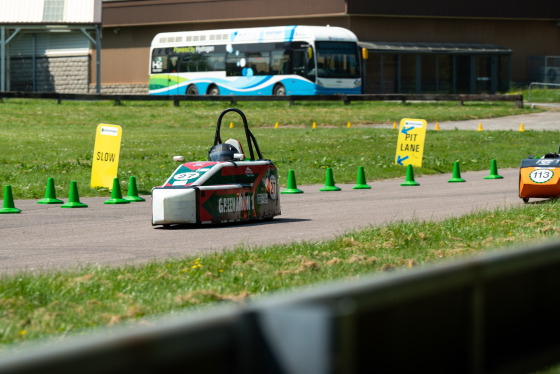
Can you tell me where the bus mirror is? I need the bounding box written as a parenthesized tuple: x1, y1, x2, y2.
(362, 48, 369, 60)
(308, 47, 313, 59)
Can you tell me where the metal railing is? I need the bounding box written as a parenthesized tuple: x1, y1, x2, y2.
(0, 240, 559, 373)
(528, 82, 560, 107)
(0, 91, 524, 107)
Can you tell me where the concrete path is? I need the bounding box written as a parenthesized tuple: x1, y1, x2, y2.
(376, 109, 560, 131)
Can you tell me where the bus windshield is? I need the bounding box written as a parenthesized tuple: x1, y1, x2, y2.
(314, 41, 360, 79)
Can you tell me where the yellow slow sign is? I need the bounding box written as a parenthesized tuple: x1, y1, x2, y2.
(91, 124, 122, 188)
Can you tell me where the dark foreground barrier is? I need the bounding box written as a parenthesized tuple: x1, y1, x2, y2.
(0, 91, 524, 107)
(0, 240, 559, 374)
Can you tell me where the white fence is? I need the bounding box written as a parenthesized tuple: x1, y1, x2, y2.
(528, 82, 560, 107)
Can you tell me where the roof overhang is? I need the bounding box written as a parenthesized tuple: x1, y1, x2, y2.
(0, 0, 102, 25)
(359, 41, 512, 55)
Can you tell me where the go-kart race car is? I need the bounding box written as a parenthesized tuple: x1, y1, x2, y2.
(152, 108, 281, 226)
(519, 146, 560, 203)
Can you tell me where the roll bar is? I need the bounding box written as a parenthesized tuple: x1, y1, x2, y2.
(213, 108, 263, 161)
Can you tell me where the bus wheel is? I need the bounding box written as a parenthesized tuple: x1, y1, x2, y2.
(186, 85, 198, 95)
(273, 83, 286, 96)
(207, 85, 220, 95)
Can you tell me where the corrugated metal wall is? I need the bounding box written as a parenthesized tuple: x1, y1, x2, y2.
(10, 32, 89, 57)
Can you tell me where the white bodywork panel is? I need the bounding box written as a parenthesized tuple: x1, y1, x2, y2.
(152, 188, 197, 225)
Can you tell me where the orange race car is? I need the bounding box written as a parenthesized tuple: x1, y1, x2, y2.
(519, 147, 560, 203)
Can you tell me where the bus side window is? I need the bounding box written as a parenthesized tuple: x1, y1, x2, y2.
(179, 55, 191, 72)
(281, 60, 290, 74)
(152, 55, 168, 73)
(226, 56, 241, 76)
(169, 56, 179, 73)
(271, 50, 290, 75)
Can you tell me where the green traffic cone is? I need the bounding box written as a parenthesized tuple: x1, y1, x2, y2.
(0, 185, 21, 214)
(123, 176, 145, 202)
(104, 177, 131, 204)
(401, 164, 420, 186)
(319, 167, 341, 191)
(448, 161, 466, 183)
(281, 169, 303, 194)
(353, 166, 371, 189)
(484, 159, 504, 180)
(37, 177, 63, 204)
(61, 181, 88, 208)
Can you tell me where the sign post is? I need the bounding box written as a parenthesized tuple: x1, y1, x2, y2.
(91, 124, 122, 189)
(395, 118, 427, 167)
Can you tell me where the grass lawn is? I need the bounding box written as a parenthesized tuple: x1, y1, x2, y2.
(0, 99, 550, 199)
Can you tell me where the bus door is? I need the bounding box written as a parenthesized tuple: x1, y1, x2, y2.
(168, 55, 180, 95)
(290, 42, 315, 82)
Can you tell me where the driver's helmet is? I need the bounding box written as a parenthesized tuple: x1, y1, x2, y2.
(208, 143, 239, 162)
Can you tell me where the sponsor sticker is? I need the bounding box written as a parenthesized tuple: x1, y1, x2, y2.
(267, 175, 277, 200)
(218, 194, 254, 214)
(537, 159, 555, 166)
(100, 126, 119, 136)
(257, 193, 268, 205)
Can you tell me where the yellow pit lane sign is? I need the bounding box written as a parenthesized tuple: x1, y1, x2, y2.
(91, 124, 122, 188)
(395, 118, 427, 167)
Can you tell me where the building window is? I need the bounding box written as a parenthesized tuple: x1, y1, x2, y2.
(43, 0, 65, 22)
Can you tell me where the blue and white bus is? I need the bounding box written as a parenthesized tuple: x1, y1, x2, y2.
(149, 25, 367, 96)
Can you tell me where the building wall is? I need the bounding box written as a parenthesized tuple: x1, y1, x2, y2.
(94, 0, 560, 92)
(349, 16, 560, 84)
(347, 0, 557, 19)
(102, 0, 346, 27)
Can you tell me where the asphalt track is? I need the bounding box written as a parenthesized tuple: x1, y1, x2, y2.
(1, 110, 559, 275)
(1, 168, 522, 275)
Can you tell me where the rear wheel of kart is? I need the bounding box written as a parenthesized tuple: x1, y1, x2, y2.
(207, 85, 220, 95)
(522, 198, 529, 203)
(186, 85, 198, 95)
(273, 83, 286, 96)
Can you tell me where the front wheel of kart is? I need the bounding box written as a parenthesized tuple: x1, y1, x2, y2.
(522, 198, 529, 204)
